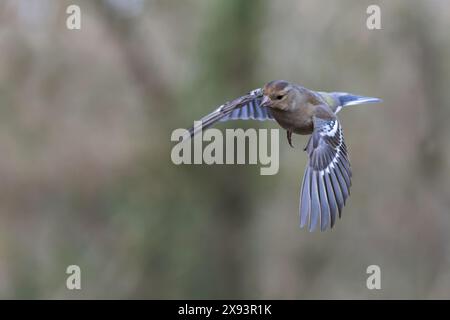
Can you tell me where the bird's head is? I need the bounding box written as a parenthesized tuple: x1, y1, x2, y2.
(260, 80, 300, 111)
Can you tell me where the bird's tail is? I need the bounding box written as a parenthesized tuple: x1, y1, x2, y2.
(330, 92, 382, 107)
(317, 91, 382, 113)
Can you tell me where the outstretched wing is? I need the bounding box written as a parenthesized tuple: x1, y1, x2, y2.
(219, 96, 274, 122)
(187, 88, 274, 138)
(299, 115, 352, 231)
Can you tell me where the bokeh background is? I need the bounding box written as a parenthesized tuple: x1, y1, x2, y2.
(1, 0, 450, 299)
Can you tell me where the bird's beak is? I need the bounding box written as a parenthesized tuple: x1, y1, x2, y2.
(260, 95, 271, 108)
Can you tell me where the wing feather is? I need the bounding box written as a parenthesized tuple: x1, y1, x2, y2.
(187, 88, 275, 138)
(299, 114, 352, 231)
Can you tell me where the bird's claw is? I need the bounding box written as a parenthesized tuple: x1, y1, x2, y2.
(287, 131, 294, 148)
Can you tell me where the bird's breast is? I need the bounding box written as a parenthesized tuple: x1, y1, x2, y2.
(270, 108, 313, 135)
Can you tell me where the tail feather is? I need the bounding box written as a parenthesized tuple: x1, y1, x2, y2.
(332, 92, 382, 107)
(317, 91, 382, 114)
(334, 92, 383, 107)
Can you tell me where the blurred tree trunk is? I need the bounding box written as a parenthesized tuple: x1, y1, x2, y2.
(192, 0, 264, 298)
(412, 10, 446, 182)
(93, 0, 265, 298)
(399, 3, 449, 294)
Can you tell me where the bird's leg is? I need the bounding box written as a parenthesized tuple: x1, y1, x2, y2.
(303, 136, 312, 152)
(286, 130, 294, 148)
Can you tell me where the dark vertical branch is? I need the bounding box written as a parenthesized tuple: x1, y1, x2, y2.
(409, 8, 446, 181)
(190, 0, 265, 298)
(395, 4, 449, 293)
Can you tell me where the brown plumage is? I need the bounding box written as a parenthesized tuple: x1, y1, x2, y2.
(186, 80, 382, 231)
(260, 80, 335, 136)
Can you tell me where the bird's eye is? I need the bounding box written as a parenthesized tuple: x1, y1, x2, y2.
(276, 95, 284, 100)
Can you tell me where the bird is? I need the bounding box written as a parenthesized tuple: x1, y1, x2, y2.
(186, 80, 382, 231)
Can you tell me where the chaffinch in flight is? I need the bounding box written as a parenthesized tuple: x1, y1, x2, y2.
(186, 80, 382, 231)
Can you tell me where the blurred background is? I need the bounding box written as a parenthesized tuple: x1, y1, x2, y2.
(1, 0, 450, 299)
